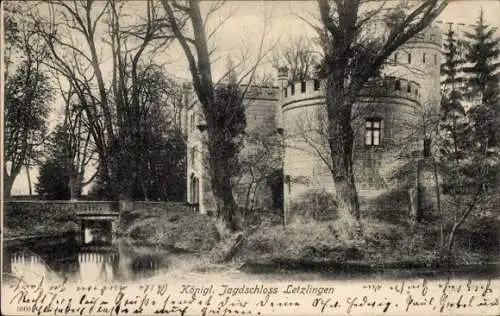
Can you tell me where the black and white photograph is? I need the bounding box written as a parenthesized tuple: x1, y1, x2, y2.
(1, 0, 499, 315)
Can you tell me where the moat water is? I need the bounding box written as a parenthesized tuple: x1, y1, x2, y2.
(3, 241, 171, 283)
(3, 239, 500, 284)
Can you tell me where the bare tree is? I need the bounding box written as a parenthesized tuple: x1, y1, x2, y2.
(3, 6, 53, 198)
(161, 0, 274, 236)
(235, 116, 282, 220)
(31, 0, 175, 199)
(30, 0, 118, 196)
(271, 35, 321, 82)
(307, 0, 448, 238)
(53, 76, 98, 199)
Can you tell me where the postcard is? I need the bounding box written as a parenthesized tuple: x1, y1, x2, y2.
(2, 0, 499, 315)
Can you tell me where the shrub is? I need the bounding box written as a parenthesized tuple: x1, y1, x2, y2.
(289, 190, 338, 222)
(244, 207, 282, 227)
(125, 211, 220, 253)
(237, 221, 364, 263)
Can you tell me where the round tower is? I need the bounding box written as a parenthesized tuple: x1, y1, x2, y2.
(280, 76, 422, 222)
(384, 24, 442, 116)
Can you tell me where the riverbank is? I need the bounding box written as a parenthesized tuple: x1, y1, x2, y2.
(4, 199, 499, 271)
(123, 204, 499, 271)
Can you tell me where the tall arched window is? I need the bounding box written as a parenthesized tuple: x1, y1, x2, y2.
(190, 173, 199, 204)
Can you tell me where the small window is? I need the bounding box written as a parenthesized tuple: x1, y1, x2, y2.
(407, 84, 411, 93)
(291, 83, 295, 96)
(301, 81, 306, 93)
(283, 88, 287, 98)
(423, 53, 426, 63)
(434, 54, 437, 65)
(395, 80, 401, 91)
(365, 118, 382, 146)
(408, 53, 412, 64)
(190, 147, 197, 167)
(314, 79, 320, 91)
(394, 53, 398, 64)
(423, 138, 431, 157)
(190, 113, 196, 132)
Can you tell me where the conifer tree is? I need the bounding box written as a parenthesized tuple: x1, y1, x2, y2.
(463, 9, 500, 146)
(441, 23, 466, 118)
(436, 10, 500, 261)
(440, 23, 468, 168)
(463, 9, 500, 106)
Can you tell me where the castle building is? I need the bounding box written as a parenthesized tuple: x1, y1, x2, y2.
(185, 25, 442, 220)
(185, 84, 280, 214)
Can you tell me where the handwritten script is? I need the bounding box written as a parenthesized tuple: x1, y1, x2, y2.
(2, 278, 499, 315)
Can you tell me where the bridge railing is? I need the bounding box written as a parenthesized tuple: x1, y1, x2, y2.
(71, 201, 120, 214)
(4, 200, 119, 212)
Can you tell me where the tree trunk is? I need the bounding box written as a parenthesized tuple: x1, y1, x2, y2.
(208, 130, 240, 237)
(324, 73, 362, 239)
(69, 172, 82, 201)
(26, 165, 32, 196)
(431, 157, 444, 250)
(333, 171, 362, 239)
(211, 165, 239, 237)
(441, 223, 459, 264)
(408, 186, 418, 229)
(4, 176, 14, 199)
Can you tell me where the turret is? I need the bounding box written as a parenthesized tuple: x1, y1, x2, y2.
(276, 67, 289, 134)
(277, 66, 289, 94)
(384, 24, 442, 117)
(181, 82, 193, 137)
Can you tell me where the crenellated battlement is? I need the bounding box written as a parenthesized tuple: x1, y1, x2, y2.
(407, 24, 442, 47)
(281, 76, 420, 109)
(362, 77, 421, 102)
(242, 85, 280, 100)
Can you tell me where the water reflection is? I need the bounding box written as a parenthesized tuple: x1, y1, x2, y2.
(5, 243, 168, 282)
(10, 252, 60, 282)
(78, 251, 118, 282)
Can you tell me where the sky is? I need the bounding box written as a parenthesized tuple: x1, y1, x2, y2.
(6, 0, 500, 196)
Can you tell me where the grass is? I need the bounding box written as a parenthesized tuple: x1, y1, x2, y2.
(3, 202, 79, 238)
(235, 186, 500, 268)
(121, 205, 220, 253)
